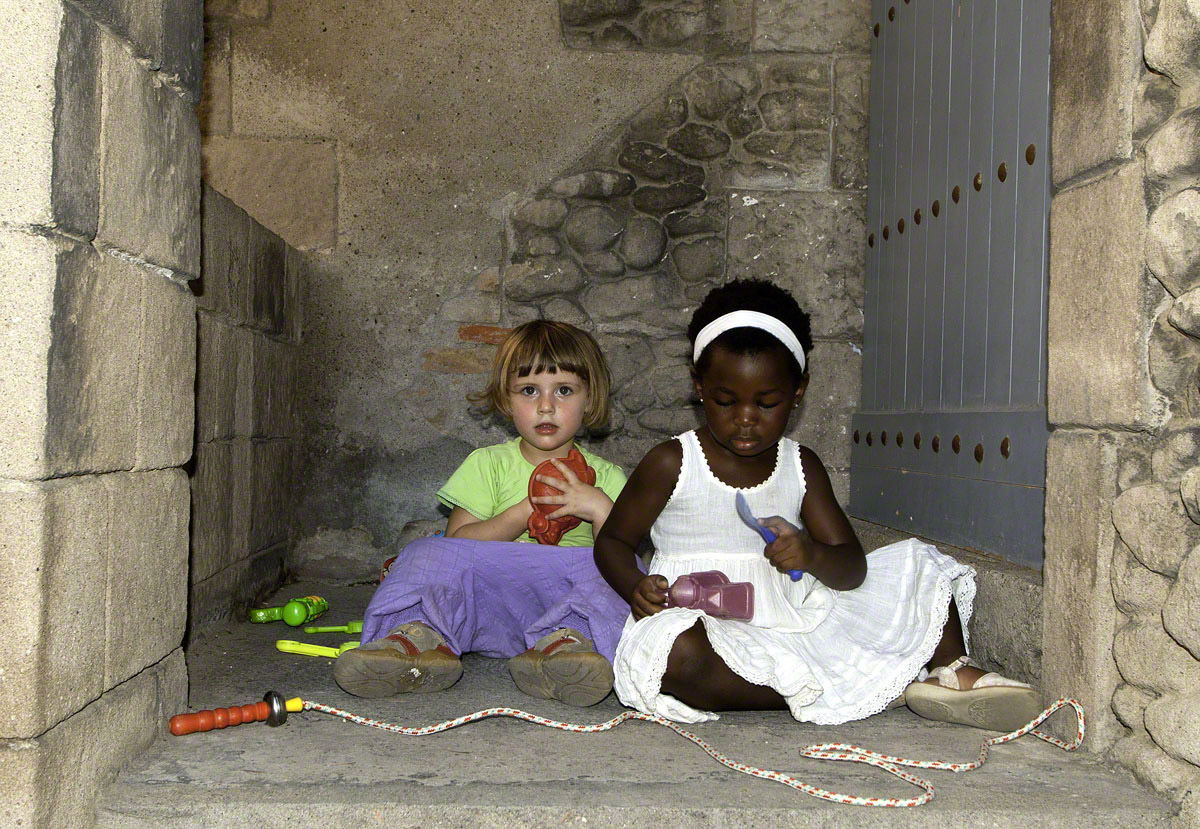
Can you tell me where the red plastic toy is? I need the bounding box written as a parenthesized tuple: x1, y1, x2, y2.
(527, 448, 596, 545)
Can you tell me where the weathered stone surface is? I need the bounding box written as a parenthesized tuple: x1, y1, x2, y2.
(1150, 426, 1200, 483)
(1111, 734, 1200, 800)
(1169, 285, 1200, 338)
(1135, 72, 1180, 144)
(527, 235, 561, 256)
(0, 650, 184, 828)
(421, 346, 495, 374)
(251, 439, 296, 554)
(1043, 430, 1124, 749)
(681, 64, 753, 120)
(668, 122, 732, 159)
(725, 98, 763, 138)
(1147, 188, 1200, 297)
(1145, 0, 1200, 90)
(288, 526, 383, 585)
(1163, 544, 1200, 659)
(191, 440, 252, 583)
(640, 6, 707, 49)
(104, 470, 188, 688)
(1149, 308, 1200, 399)
(632, 182, 707, 214)
(753, 0, 871, 54)
(637, 405, 701, 435)
(252, 336, 299, 438)
(136, 268, 196, 470)
(98, 31, 200, 277)
(52, 5, 102, 239)
(581, 273, 690, 329)
(564, 204, 623, 252)
(196, 314, 248, 442)
(162, 0, 204, 102)
(1145, 106, 1200, 195)
(1114, 618, 1200, 695)
(74, 0, 162, 67)
(619, 141, 705, 184)
(513, 198, 568, 230)
(0, 475, 107, 738)
(205, 0, 270, 19)
(1050, 0, 1141, 184)
(619, 215, 668, 268)
(664, 200, 726, 236)
(1112, 540, 1173, 616)
(0, 231, 54, 480)
(1183, 466, 1200, 523)
(201, 136, 337, 251)
(549, 170, 637, 199)
(560, 0, 639, 26)
(594, 23, 641, 48)
(834, 56, 869, 190)
(671, 236, 724, 283)
(727, 190, 865, 338)
(581, 250, 626, 279)
(540, 296, 588, 327)
(0, 0, 61, 228)
(1112, 682, 1155, 734)
(626, 93, 689, 144)
(1112, 482, 1199, 577)
(758, 86, 830, 132)
(1146, 690, 1200, 768)
(1048, 164, 1165, 429)
(198, 24, 231, 134)
(730, 131, 829, 190)
(503, 257, 584, 302)
(791, 341, 860, 469)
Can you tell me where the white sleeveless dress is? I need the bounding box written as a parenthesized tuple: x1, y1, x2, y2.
(612, 431, 977, 724)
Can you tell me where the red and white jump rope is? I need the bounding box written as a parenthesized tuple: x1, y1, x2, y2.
(170, 693, 1086, 808)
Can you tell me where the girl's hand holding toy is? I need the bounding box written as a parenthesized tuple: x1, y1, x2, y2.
(757, 515, 813, 578)
(526, 450, 599, 545)
(631, 574, 669, 619)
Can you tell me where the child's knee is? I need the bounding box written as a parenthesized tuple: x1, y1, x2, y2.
(664, 623, 714, 688)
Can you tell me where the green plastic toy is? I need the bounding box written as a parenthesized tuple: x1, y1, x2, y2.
(303, 620, 363, 634)
(248, 595, 329, 626)
(275, 640, 360, 658)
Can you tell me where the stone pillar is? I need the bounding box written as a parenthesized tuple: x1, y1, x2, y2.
(1046, 0, 1200, 810)
(0, 0, 201, 824)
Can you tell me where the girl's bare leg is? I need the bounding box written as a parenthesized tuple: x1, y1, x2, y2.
(660, 621, 788, 711)
(923, 600, 984, 687)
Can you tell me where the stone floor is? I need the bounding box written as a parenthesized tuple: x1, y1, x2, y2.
(98, 579, 1179, 827)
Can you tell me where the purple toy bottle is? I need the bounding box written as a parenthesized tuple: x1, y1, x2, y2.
(666, 570, 754, 620)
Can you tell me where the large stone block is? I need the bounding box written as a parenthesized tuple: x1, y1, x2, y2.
(1112, 540, 1174, 616)
(252, 335, 299, 438)
(197, 312, 244, 442)
(1111, 482, 1199, 577)
(135, 273, 195, 469)
(1042, 429, 1123, 749)
(1145, 107, 1200, 199)
(161, 0, 204, 103)
(250, 439, 296, 553)
(790, 340, 860, 469)
(97, 30, 201, 277)
(0, 476, 108, 739)
(0, 231, 55, 480)
(0, 0, 60, 228)
(1111, 733, 1200, 801)
(726, 190, 865, 339)
(51, 4, 102, 239)
(752, 0, 870, 54)
(201, 135, 338, 251)
(197, 182, 241, 318)
(104, 470, 188, 688)
(1048, 164, 1165, 430)
(1145, 0, 1200, 91)
(833, 56, 869, 190)
(1114, 618, 1200, 695)
(0, 650, 184, 827)
(243, 220, 290, 336)
(73, 0, 163, 66)
(190, 439, 253, 582)
(1050, 0, 1141, 184)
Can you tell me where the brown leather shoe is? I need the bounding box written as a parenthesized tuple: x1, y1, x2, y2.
(508, 628, 613, 707)
(333, 622, 462, 698)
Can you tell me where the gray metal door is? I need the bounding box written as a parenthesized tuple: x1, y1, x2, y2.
(851, 0, 1050, 567)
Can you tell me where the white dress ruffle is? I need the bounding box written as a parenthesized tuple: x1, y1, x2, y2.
(612, 431, 976, 724)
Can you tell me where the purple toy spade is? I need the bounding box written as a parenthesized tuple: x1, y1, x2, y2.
(666, 571, 754, 620)
(735, 491, 803, 581)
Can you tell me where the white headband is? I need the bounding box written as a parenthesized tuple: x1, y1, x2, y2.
(692, 310, 807, 372)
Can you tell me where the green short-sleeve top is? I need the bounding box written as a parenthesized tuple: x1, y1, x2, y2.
(436, 438, 627, 546)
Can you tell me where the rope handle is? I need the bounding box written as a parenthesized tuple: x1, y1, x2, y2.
(300, 697, 1085, 808)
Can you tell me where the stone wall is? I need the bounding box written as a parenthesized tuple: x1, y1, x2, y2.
(189, 183, 303, 640)
(0, 0, 201, 824)
(1044, 0, 1200, 814)
(199, 0, 868, 566)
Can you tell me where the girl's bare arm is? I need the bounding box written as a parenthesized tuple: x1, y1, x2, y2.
(445, 500, 534, 541)
(594, 440, 682, 616)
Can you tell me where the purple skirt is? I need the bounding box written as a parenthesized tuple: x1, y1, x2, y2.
(358, 537, 636, 662)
